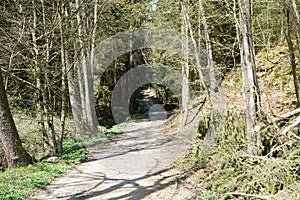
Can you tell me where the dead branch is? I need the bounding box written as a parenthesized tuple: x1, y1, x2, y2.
(281, 115, 300, 139)
(274, 107, 300, 122)
(227, 192, 272, 199)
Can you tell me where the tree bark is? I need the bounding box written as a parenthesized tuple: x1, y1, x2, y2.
(0, 69, 32, 168)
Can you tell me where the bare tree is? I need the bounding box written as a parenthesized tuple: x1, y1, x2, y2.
(181, 0, 225, 142)
(238, 0, 261, 155)
(284, 2, 300, 108)
(199, 0, 226, 143)
(181, 1, 190, 126)
(75, 0, 100, 135)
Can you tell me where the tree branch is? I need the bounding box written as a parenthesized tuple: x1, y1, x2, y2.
(274, 107, 300, 122)
(281, 115, 300, 140)
(227, 192, 272, 199)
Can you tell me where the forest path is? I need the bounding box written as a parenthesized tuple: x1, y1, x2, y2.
(29, 91, 196, 200)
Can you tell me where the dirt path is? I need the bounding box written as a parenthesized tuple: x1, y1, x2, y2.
(29, 93, 197, 200)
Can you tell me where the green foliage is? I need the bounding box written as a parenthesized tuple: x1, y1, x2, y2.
(59, 140, 89, 163)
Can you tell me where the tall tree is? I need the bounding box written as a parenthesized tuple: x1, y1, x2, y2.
(238, 0, 261, 156)
(284, 1, 300, 108)
(181, 0, 190, 126)
(292, 0, 300, 26)
(0, 68, 32, 168)
(181, 0, 225, 142)
(74, 0, 99, 135)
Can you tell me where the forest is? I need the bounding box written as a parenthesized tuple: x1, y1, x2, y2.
(0, 0, 300, 199)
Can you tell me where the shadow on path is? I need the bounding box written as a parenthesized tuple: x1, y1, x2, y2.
(62, 167, 187, 200)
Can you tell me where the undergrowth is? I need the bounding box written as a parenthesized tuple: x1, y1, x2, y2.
(182, 111, 300, 200)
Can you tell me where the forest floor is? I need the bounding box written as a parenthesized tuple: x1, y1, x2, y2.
(28, 91, 198, 200)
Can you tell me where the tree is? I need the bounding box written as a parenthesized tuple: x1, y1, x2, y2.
(74, 0, 100, 135)
(181, 0, 225, 143)
(181, 0, 190, 126)
(238, 0, 261, 156)
(0, 68, 32, 168)
(284, 1, 300, 108)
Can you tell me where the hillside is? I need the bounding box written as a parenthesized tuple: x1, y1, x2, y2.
(177, 44, 300, 199)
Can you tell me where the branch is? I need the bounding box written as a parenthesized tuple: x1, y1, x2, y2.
(274, 107, 300, 122)
(281, 115, 300, 141)
(227, 192, 272, 199)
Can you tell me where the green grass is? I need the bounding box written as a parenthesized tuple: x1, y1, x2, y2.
(0, 162, 72, 200)
(0, 139, 87, 200)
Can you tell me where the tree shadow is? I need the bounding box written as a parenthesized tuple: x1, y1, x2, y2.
(64, 167, 187, 200)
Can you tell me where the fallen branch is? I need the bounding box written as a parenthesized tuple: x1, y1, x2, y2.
(281, 115, 300, 140)
(274, 107, 300, 122)
(227, 192, 272, 199)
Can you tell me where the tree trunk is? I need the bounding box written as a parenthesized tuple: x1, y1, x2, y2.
(75, 0, 99, 135)
(292, 0, 300, 26)
(41, 0, 57, 154)
(0, 69, 32, 168)
(58, 1, 68, 155)
(181, 1, 189, 126)
(90, 0, 100, 130)
(199, 0, 225, 143)
(61, 2, 83, 138)
(31, 0, 49, 149)
(238, 0, 261, 156)
(284, 3, 300, 108)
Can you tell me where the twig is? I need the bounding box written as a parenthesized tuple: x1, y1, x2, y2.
(266, 140, 294, 157)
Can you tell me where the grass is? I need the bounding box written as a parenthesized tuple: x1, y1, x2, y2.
(0, 162, 72, 200)
(0, 139, 87, 200)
